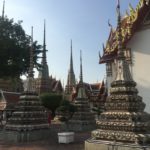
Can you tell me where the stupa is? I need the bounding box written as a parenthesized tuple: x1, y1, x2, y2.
(4, 27, 49, 142)
(85, 1, 150, 149)
(68, 51, 95, 132)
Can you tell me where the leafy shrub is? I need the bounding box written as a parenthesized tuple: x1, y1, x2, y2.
(40, 93, 62, 118)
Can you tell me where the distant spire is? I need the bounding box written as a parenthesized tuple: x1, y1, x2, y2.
(77, 50, 87, 98)
(64, 40, 76, 94)
(70, 39, 74, 73)
(79, 50, 83, 84)
(42, 19, 47, 64)
(2, 0, 5, 19)
(38, 20, 49, 79)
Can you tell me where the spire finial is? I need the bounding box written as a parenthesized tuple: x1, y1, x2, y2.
(38, 20, 49, 81)
(99, 51, 101, 59)
(2, 0, 5, 19)
(77, 50, 87, 98)
(42, 19, 47, 64)
(69, 39, 74, 73)
(79, 50, 83, 84)
(108, 19, 112, 29)
(43, 19, 46, 51)
(28, 26, 34, 78)
(102, 43, 105, 53)
(116, 0, 124, 59)
(71, 39, 72, 52)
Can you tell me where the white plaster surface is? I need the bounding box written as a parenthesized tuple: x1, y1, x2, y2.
(106, 28, 150, 113)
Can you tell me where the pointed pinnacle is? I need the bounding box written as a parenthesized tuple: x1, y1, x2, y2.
(102, 43, 105, 53)
(99, 51, 101, 59)
(28, 26, 34, 78)
(42, 19, 47, 64)
(79, 50, 83, 84)
(2, 0, 5, 19)
(69, 39, 74, 73)
(116, 0, 124, 59)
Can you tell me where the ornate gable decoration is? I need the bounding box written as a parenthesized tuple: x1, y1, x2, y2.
(100, 0, 150, 63)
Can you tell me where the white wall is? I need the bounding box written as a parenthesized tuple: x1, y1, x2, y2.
(127, 28, 150, 113)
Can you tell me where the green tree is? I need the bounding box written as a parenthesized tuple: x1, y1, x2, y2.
(40, 93, 62, 118)
(0, 16, 42, 78)
(56, 99, 77, 122)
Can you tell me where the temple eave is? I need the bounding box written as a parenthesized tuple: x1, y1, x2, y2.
(99, 52, 117, 64)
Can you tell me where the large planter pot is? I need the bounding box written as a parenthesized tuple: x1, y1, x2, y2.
(58, 132, 74, 144)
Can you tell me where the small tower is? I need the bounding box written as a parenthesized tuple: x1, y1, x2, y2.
(36, 20, 50, 94)
(5, 27, 49, 142)
(68, 50, 95, 132)
(65, 40, 76, 96)
(91, 0, 150, 144)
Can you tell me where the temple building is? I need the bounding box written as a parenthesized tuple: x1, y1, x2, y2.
(0, 90, 20, 120)
(35, 21, 63, 95)
(0, 78, 23, 92)
(85, 1, 150, 149)
(72, 80, 107, 112)
(64, 40, 76, 100)
(99, 0, 150, 113)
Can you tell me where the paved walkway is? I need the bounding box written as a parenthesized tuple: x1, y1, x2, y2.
(0, 132, 91, 150)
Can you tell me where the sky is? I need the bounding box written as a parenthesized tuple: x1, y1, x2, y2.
(1, 0, 139, 85)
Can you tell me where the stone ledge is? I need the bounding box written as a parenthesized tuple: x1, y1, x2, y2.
(2, 129, 51, 143)
(85, 138, 150, 150)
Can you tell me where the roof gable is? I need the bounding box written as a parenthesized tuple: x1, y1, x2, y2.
(100, 0, 150, 63)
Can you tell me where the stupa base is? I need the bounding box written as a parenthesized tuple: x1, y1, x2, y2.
(3, 129, 50, 142)
(85, 138, 150, 150)
(68, 121, 96, 132)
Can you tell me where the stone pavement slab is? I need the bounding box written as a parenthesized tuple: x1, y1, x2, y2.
(0, 132, 91, 150)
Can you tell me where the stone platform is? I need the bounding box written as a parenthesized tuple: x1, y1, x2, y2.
(2, 129, 50, 143)
(85, 138, 150, 150)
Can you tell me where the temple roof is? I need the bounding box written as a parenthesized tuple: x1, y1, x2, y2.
(100, 0, 150, 63)
(72, 80, 107, 102)
(0, 90, 20, 110)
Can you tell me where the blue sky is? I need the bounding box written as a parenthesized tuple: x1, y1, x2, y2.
(2, 0, 139, 85)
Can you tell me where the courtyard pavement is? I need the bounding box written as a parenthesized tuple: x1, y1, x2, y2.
(0, 131, 91, 150)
